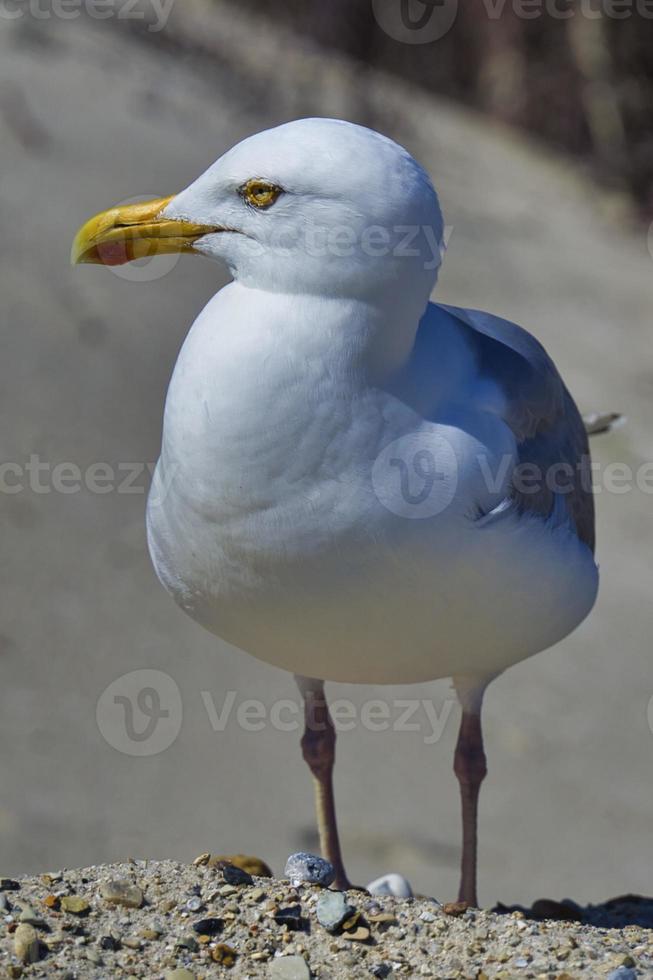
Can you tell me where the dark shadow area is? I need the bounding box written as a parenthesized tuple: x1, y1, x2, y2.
(495, 894, 653, 930)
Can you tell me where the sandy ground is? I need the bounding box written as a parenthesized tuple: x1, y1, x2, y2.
(2, 857, 653, 978)
(1, 0, 652, 912)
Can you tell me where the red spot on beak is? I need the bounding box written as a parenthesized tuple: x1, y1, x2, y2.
(96, 241, 130, 266)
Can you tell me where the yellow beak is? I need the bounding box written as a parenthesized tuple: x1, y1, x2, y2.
(71, 195, 218, 266)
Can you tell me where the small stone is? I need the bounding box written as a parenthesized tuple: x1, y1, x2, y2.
(100, 879, 144, 909)
(184, 896, 203, 912)
(442, 901, 469, 917)
(316, 891, 354, 932)
(268, 954, 311, 979)
(250, 887, 266, 902)
(367, 874, 413, 899)
(165, 972, 197, 980)
(211, 942, 238, 966)
(122, 936, 142, 949)
(210, 854, 273, 877)
(60, 896, 90, 915)
(274, 905, 305, 931)
(175, 936, 199, 952)
(14, 923, 41, 963)
(607, 970, 637, 980)
(192, 916, 223, 935)
(284, 852, 335, 888)
(100, 935, 121, 951)
(219, 883, 239, 896)
(342, 925, 370, 942)
(192, 852, 211, 866)
(43, 895, 60, 910)
(367, 912, 398, 926)
(140, 927, 163, 940)
(0, 878, 20, 891)
(218, 862, 254, 886)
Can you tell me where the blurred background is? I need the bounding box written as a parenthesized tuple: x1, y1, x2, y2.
(0, 0, 652, 907)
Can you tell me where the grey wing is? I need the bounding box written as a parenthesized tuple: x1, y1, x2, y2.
(439, 303, 595, 553)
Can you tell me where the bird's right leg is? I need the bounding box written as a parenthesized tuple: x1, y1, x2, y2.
(295, 675, 351, 890)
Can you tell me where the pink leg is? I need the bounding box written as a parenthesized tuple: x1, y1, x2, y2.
(296, 676, 351, 890)
(453, 677, 491, 907)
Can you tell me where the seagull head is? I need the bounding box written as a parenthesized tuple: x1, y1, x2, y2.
(72, 118, 444, 307)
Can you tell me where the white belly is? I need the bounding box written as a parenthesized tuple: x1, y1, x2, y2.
(148, 464, 597, 685)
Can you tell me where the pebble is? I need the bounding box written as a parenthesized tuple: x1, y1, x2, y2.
(60, 896, 90, 915)
(316, 891, 354, 932)
(192, 916, 223, 935)
(211, 942, 237, 966)
(100, 879, 144, 909)
(18, 904, 47, 927)
(284, 852, 335, 888)
(164, 971, 196, 980)
(367, 874, 413, 899)
(608, 970, 638, 980)
(219, 862, 254, 886)
(274, 905, 304, 931)
(0, 878, 20, 891)
(268, 954, 311, 979)
(209, 854, 273, 877)
(14, 923, 41, 963)
(184, 896, 203, 912)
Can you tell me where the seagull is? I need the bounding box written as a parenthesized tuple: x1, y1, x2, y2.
(72, 118, 598, 905)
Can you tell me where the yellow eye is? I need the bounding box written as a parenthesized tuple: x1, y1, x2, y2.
(241, 179, 282, 209)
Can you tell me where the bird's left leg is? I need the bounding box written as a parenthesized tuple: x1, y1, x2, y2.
(452, 674, 495, 908)
(295, 675, 351, 890)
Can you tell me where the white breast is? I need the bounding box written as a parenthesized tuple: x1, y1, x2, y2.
(147, 283, 598, 684)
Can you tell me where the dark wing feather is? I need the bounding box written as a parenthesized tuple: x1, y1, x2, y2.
(439, 304, 595, 553)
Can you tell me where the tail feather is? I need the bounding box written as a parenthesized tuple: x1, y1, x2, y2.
(583, 411, 624, 436)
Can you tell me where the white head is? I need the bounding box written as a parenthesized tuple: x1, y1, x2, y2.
(171, 119, 443, 303)
(74, 118, 444, 314)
